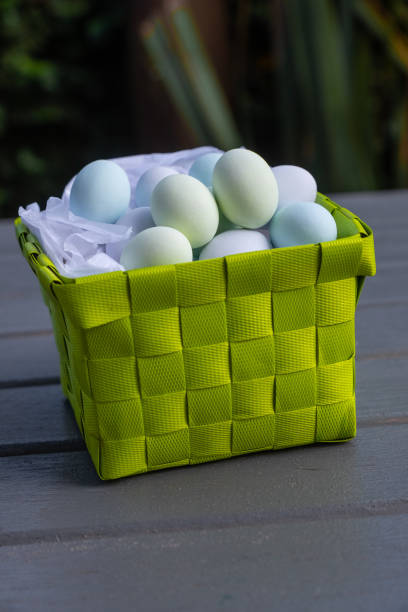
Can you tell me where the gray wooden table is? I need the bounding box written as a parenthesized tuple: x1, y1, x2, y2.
(1, 191, 407, 612)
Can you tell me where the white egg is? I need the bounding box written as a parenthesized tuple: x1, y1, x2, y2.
(70, 159, 130, 223)
(134, 166, 178, 207)
(269, 201, 337, 248)
(151, 174, 219, 248)
(106, 207, 155, 262)
(188, 152, 223, 186)
(213, 148, 278, 228)
(199, 229, 271, 260)
(272, 165, 317, 209)
(120, 226, 192, 270)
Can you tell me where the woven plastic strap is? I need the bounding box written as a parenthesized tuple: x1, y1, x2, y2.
(14, 196, 376, 480)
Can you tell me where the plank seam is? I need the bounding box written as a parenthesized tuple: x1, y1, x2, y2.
(1, 498, 407, 548)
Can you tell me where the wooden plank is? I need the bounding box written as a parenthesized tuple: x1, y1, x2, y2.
(0, 356, 406, 453)
(0, 251, 41, 292)
(0, 219, 21, 253)
(0, 334, 60, 385)
(1, 514, 407, 612)
(329, 189, 408, 224)
(0, 221, 54, 334)
(0, 246, 53, 334)
(364, 228, 408, 264)
(356, 357, 408, 422)
(328, 191, 408, 267)
(358, 262, 408, 305)
(0, 385, 83, 455)
(0, 424, 407, 541)
(355, 302, 408, 358)
(0, 293, 52, 335)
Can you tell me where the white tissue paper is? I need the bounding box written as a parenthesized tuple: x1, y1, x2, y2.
(19, 145, 222, 278)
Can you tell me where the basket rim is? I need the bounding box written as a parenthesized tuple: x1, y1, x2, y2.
(14, 192, 375, 287)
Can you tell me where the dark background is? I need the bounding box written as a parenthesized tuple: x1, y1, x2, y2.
(1, 0, 407, 218)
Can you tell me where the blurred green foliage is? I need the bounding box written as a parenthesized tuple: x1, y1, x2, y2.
(0, 0, 130, 217)
(229, 0, 408, 193)
(1, 0, 407, 217)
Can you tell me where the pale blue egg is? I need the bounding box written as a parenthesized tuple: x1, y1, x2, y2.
(106, 207, 155, 262)
(70, 160, 130, 223)
(134, 166, 178, 207)
(188, 152, 223, 186)
(269, 201, 337, 248)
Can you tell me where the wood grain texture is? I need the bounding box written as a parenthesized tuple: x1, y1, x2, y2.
(0, 294, 52, 335)
(329, 192, 408, 275)
(0, 334, 60, 385)
(328, 190, 408, 222)
(0, 385, 82, 455)
(2, 514, 408, 612)
(358, 261, 408, 305)
(355, 302, 408, 358)
(0, 424, 407, 543)
(0, 249, 53, 334)
(356, 357, 408, 423)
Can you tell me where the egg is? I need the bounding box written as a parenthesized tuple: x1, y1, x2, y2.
(188, 152, 223, 186)
(269, 201, 337, 248)
(134, 166, 178, 207)
(106, 206, 155, 261)
(120, 226, 192, 270)
(199, 229, 271, 260)
(272, 165, 317, 209)
(70, 160, 130, 223)
(213, 148, 278, 228)
(207, 186, 240, 234)
(151, 174, 219, 248)
(216, 208, 240, 234)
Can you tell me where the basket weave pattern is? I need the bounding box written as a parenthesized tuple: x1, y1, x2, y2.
(16, 195, 376, 479)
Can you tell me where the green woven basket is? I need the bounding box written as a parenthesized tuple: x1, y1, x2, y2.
(15, 194, 376, 480)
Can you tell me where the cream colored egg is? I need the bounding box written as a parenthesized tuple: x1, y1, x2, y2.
(120, 226, 192, 270)
(213, 149, 278, 228)
(151, 174, 219, 248)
